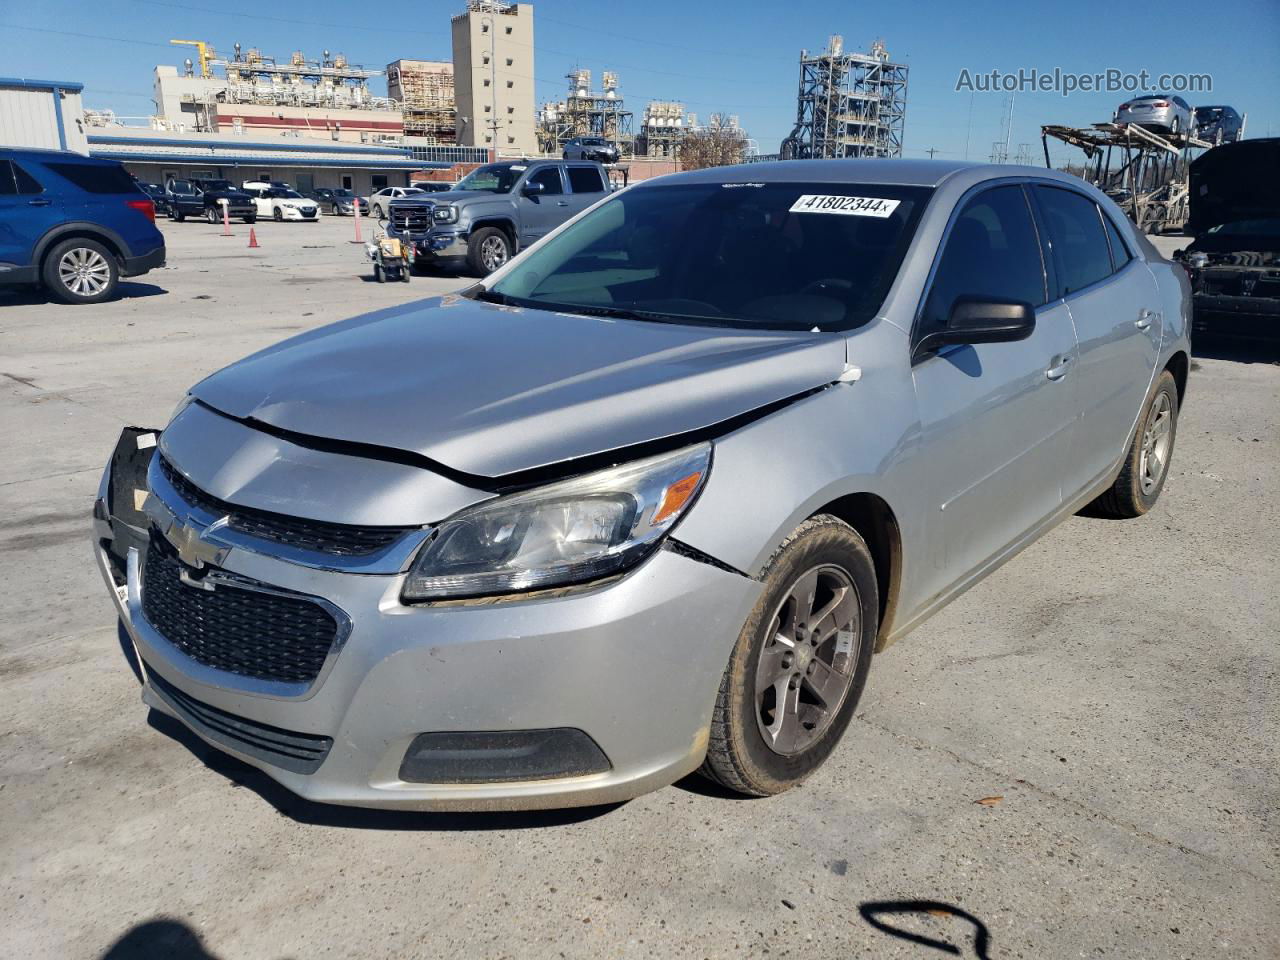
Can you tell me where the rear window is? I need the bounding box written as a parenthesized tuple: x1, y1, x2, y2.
(567, 166, 606, 194)
(44, 161, 139, 194)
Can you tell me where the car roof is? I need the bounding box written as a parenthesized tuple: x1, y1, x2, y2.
(658, 157, 992, 188)
(0, 147, 117, 165)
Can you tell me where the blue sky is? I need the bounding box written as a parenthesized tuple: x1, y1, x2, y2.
(2, 0, 1277, 160)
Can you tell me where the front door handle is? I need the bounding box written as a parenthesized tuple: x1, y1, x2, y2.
(1136, 309, 1155, 330)
(1046, 355, 1073, 380)
(556, 200, 569, 207)
(27, 198, 51, 207)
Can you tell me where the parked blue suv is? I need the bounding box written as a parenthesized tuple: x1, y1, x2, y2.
(0, 148, 165, 304)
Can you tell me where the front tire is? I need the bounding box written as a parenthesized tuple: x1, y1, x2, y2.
(1087, 370, 1179, 518)
(243, 216, 256, 224)
(205, 207, 219, 224)
(467, 227, 511, 275)
(373, 263, 385, 283)
(273, 207, 283, 222)
(700, 515, 877, 797)
(170, 209, 184, 222)
(43, 238, 119, 305)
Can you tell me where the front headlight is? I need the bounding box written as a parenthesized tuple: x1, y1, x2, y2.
(402, 444, 711, 601)
(433, 205, 459, 223)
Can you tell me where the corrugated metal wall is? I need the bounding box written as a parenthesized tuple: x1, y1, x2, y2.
(0, 85, 88, 153)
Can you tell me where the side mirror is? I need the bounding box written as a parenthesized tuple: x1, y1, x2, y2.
(915, 296, 1036, 359)
(522, 180, 545, 197)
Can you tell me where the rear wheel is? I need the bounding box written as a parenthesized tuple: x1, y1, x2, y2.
(700, 515, 877, 796)
(467, 227, 511, 275)
(43, 238, 119, 305)
(243, 216, 256, 224)
(1086, 370, 1179, 518)
(373, 263, 385, 283)
(170, 209, 184, 222)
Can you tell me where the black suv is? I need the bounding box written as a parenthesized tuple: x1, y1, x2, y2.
(165, 178, 256, 224)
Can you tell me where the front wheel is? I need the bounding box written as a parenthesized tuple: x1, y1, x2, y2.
(373, 263, 385, 283)
(273, 207, 283, 222)
(467, 227, 511, 275)
(243, 216, 256, 224)
(1085, 370, 1179, 518)
(205, 207, 219, 224)
(171, 209, 185, 222)
(700, 515, 878, 797)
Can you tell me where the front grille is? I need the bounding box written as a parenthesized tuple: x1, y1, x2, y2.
(145, 662, 333, 774)
(159, 456, 408, 557)
(389, 204, 433, 233)
(142, 540, 341, 686)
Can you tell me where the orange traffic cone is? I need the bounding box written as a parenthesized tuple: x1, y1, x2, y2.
(248, 228, 260, 249)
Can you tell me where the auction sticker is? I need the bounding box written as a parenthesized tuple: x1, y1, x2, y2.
(789, 195, 900, 218)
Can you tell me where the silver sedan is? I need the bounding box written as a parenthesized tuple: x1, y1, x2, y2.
(1115, 94, 1194, 135)
(94, 159, 1191, 810)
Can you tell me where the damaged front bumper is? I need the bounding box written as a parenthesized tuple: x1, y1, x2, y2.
(93, 425, 760, 810)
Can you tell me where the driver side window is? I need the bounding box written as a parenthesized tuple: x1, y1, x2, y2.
(527, 167, 564, 195)
(920, 185, 1047, 341)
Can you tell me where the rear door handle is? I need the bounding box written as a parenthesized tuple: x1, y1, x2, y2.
(556, 200, 569, 207)
(1136, 309, 1155, 330)
(27, 198, 51, 207)
(1046, 355, 1073, 380)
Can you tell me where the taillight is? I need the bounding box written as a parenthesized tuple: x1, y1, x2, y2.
(1151, 101, 1169, 108)
(126, 198, 156, 222)
(1118, 103, 1130, 111)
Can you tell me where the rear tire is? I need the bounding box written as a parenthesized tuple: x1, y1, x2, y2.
(172, 210, 185, 222)
(373, 263, 385, 283)
(243, 216, 256, 224)
(1085, 370, 1179, 518)
(43, 237, 119, 305)
(700, 515, 877, 797)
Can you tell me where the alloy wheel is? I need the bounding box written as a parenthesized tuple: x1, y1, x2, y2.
(1139, 392, 1173, 494)
(481, 235, 509, 271)
(754, 564, 861, 756)
(57, 247, 111, 298)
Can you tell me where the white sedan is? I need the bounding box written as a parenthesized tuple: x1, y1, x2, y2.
(248, 188, 319, 222)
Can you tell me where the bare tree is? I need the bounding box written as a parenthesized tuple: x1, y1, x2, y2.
(680, 114, 748, 170)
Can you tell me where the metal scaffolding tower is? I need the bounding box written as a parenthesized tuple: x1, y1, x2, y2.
(537, 69, 634, 156)
(387, 60, 456, 142)
(780, 36, 908, 160)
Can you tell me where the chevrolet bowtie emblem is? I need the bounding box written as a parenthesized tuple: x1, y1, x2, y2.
(143, 492, 232, 570)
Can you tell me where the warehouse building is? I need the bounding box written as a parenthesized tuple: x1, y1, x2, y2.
(0, 77, 89, 152)
(84, 128, 444, 195)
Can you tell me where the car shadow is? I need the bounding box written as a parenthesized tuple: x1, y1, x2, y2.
(0, 282, 168, 306)
(858, 900, 994, 958)
(1192, 334, 1280, 364)
(145, 710, 624, 831)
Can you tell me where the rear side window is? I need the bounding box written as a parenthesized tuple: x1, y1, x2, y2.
(0, 160, 15, 195)
(566, 166, 606, 194)
(1033, 186, 1114, 297)
(921, 184, 1047, 339)
(45, 162, 138, 194)
(169, 180, 195, 194)
(527, 167, 564, 195)
(1101, 213, 1133, 272)
(12, 160, 43, 194)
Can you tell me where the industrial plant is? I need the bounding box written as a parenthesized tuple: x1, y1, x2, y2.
(780, 35, 909, 159)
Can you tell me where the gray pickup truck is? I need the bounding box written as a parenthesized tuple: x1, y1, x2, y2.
(385, 158, 611, 275)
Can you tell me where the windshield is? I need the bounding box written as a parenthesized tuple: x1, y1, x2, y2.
(486, 181, 931, 332)
(455, 162, 525, 194)
(333, 189, 353, 198)
(271, 189, 304, 199)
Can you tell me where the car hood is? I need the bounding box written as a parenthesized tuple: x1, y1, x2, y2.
(190, 296, 848, 478)
(1188, 139, 1280, 235)
(393, 190, 509, 205)
(205, 189, 252, 202)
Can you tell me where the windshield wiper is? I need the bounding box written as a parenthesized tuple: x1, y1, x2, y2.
(471, 288, 511, 305)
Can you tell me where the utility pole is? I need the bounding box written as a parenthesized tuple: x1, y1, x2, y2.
(925, 146, 938, 158)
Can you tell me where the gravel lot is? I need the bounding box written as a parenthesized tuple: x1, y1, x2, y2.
(1, 220, 1276, 959)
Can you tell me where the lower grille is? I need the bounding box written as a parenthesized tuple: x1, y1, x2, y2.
(145, 663, 333, 774)
(142, 541, 342, 686)
(159, 456, 408, 557)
